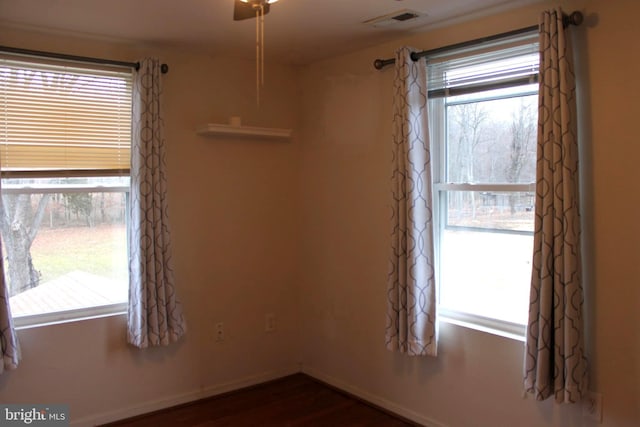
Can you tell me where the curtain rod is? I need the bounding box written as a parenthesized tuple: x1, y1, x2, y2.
(0, 45, 169, 74)
(373, 10, 583, 70)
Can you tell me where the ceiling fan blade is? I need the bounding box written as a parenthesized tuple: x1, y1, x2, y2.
(233, 0, 271, 21)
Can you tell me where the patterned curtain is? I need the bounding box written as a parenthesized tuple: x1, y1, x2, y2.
(128, 58, 186, 348)
(386, 47, 437, 357)
(524, 9, 588, 402)
(0, 73, 20, 373)
(0, 237, 19, 373)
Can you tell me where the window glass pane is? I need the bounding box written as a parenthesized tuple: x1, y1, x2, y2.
(445, 92, 537, 184)
(446, 190, 534, 232)
(439, 222, 533, 324)
(2, 177, 128, 318)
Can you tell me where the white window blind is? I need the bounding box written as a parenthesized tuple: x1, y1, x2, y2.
(0, 55, 132, 177)
(427, 32, 539, 98)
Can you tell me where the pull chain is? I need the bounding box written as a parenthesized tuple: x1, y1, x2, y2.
(255, 4, 265, 107)
(261, 4, 265, 86)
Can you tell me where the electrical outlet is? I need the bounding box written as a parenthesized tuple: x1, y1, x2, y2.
(215, 322, 225, 342)
(265, 313, 276, 333)
(583, 391, 603, 423)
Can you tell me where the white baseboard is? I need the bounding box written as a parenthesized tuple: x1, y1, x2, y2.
(302, 367, 448, 427)
(71, 365, 300, 427)
(71, 365, 446, 427)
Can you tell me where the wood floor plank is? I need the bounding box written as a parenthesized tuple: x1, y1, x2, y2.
(100, 374, 418, 426)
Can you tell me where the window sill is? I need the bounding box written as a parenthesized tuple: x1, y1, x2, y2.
(14, 303, 127, 330)
(439, 308, 526, 342)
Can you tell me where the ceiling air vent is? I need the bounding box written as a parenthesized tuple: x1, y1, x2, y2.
(363, 9, 426, 28)
(393, 12, 419, 22)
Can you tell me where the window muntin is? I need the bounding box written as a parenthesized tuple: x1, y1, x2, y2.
(0, 55, 132, 327)
(429, 35, 538, 332)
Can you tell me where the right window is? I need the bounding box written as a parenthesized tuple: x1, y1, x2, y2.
(428, 34, 539, 332)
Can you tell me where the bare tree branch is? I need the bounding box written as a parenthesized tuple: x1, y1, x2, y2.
(27, 194, 51, 243)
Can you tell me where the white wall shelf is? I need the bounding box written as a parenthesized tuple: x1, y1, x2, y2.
(196, 123, 292, 140)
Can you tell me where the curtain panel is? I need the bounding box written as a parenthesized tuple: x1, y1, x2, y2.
(524, 8, 588, 403)
(0, 238, 19, 373)
(128, 58, 186, 348)
(386, 47, 437, 357)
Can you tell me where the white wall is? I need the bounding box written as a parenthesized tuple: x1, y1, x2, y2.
(0, 27, 303, 425)
(297, 0, 640, 426)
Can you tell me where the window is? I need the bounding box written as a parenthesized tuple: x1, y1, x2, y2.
(427, 33, 539, 335)
(0, 54, 132, 327)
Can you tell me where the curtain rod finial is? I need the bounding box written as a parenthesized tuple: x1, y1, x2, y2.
(372, 58, 396, 70)
(564, 11, 584, 27)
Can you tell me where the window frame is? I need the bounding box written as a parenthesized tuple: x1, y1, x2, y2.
(3, 180, 130, 329)
(0, 53, 133, 328)
(427, 32, 539, 338)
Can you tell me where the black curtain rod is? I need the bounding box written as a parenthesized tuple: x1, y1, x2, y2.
(373, 10, 584, 70)
(0, 45, 169, 74)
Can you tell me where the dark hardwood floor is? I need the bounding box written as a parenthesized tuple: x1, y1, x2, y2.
(101, 374, 419, 426)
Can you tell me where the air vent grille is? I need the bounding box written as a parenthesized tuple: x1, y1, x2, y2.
(393, 12, 419, 22)
(363, 9, 426, 28)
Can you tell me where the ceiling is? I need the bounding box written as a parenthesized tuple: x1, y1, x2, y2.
(0, 0, 538, 64)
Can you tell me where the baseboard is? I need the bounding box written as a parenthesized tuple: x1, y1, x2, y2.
(71, 365, 445, 427)
(70, 365, 300, 427)
(301, 367, 448, 427)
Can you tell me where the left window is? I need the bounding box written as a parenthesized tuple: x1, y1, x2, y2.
(0, 54, 132, 327)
